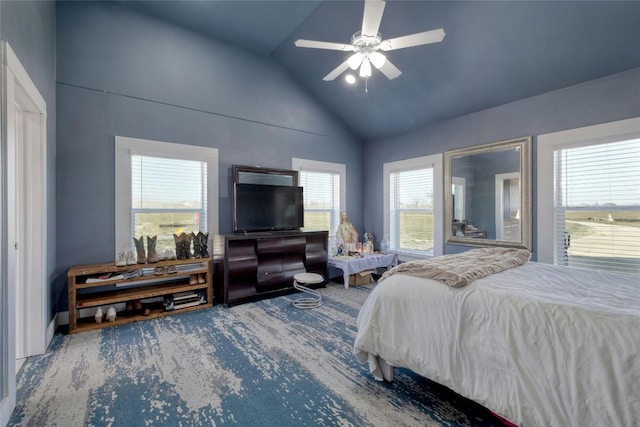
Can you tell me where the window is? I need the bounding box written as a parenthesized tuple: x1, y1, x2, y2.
(115, 136, 218, 257)
(384, 154, 443, 260)
(292, 158, 345, 238)
(538, 118, 640, 276)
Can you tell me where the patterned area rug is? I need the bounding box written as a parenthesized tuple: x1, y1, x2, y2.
(10, 283, 504, 426)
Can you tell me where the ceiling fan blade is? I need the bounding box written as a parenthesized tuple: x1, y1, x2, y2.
(295, 39, 354, 51)
(361, 0, 386, 36)
(323, 60, 351, 81)
(377, 59, 402, 80)
(379, 28, 445, 51)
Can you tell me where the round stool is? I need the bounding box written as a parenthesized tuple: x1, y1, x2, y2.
(292, 272, 324, 309)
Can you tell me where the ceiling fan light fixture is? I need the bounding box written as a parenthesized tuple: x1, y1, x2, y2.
(345, 74, 356, 84)
(369, 51, 387, 69)
(348, 52, 364, 70)
(294, 0, 446, 82)
(359, 58, 372, 78)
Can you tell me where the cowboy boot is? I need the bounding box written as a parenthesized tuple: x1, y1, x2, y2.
(173, 233, 183, 259)
(193, 232, 202, 258)
(146, 235, 159, 263)
(134, 236, 146, 264)
(197, 231, 209, 258)
(186, 232, 195, 258)
(174, 233, 191, 260)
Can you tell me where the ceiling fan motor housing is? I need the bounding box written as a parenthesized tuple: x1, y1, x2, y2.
(349, 31, 386, 76)
(351, 31, 383, 53)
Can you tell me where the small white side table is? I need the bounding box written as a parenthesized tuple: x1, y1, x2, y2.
(328, 253, 398, 289)
(292, 272, 324, 309)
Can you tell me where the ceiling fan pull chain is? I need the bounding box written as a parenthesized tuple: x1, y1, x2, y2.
(365, 77, 369, 93)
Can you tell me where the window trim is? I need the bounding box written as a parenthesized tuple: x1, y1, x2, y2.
(292, 158, 346, 232)
(537, 117, 640, 264)
(115, 136, 219, 258)
(383, 153, 443, 261)
(291, 158, 346, 209)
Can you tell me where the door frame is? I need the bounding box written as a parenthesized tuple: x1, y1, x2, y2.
(494, 172, 520, 241)
(1, 41, 48, 425)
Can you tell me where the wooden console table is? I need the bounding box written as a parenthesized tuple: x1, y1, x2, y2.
(67, 257, 213, 334)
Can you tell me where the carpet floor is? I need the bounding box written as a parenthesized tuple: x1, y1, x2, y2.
(10, 283, 505, 426)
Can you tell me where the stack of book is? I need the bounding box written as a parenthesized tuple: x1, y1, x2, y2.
(164, 291, 206, 311)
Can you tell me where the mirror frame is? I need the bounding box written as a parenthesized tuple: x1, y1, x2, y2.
(444, 136, 532, 250)
(233, 164, 298, 186)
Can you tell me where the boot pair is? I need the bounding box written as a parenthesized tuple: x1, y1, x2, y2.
(133, 235, 159, 264)
(125, 299, 151, 316)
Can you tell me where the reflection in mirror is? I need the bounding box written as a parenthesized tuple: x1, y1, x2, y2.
(496, 174, 520, 241)
(445, 137, 531, 249)
(452, 177, 465, 222)
(233, 165, 298, 186)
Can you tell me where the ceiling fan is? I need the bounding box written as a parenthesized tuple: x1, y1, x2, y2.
(295, 0, 445, 82)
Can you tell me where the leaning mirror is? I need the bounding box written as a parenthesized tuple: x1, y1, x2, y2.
(444, 137, 531, 249)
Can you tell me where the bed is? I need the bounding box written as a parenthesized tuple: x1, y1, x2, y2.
(354, 248, 640, 426)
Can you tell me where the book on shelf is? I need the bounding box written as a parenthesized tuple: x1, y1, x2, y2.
(86, 273, 125, 283)
(173, 300, 203, 310)
(164, 291, 206, 311)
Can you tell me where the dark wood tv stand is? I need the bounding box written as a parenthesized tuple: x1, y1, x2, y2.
(224, 230, 328, 306)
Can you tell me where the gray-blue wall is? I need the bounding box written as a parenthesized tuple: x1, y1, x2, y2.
(1, 0, 57, 319)
(55, 1, 363, 309)
(3, 0, 640, 316)
(364, 67, 640, 256)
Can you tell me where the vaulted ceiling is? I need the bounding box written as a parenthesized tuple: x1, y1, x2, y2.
(120, 1, 640, 140)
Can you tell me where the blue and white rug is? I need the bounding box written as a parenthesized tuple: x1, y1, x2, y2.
(10, 283, 503, 426)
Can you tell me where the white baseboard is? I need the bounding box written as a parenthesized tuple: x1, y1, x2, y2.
(57, 311, 69, 327)
(43, 314, 58, 355)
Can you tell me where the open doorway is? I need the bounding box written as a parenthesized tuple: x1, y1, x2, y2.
(495, 172, 521, 242)
(1, 41, 48, 425)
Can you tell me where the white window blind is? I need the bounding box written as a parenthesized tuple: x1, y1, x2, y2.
(115, 136, 218, 258)
(131, 155, 207, 252)
(554, 138, 640, 275)
(298, 170, 341, 234)
(292, 158, 345, 241)
(389, 166, 435, 257)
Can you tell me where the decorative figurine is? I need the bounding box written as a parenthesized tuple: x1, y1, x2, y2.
(94, 307, 103, 324)
(364, 232, 374, 254)
(380, 236, 390, 254)
(336, 211, 359, 245)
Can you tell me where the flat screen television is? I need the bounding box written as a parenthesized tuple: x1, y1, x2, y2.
(234, 183, 304, 232)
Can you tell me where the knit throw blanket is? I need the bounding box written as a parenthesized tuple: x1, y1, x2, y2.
(379, 247, 531, 288)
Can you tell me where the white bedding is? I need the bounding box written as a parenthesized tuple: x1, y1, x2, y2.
(354, 262, 640, 426)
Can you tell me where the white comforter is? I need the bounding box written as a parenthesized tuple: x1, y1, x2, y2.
(354, 262, 640, 427)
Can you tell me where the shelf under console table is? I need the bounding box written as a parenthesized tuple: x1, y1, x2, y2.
(67, 257, 213, 334)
